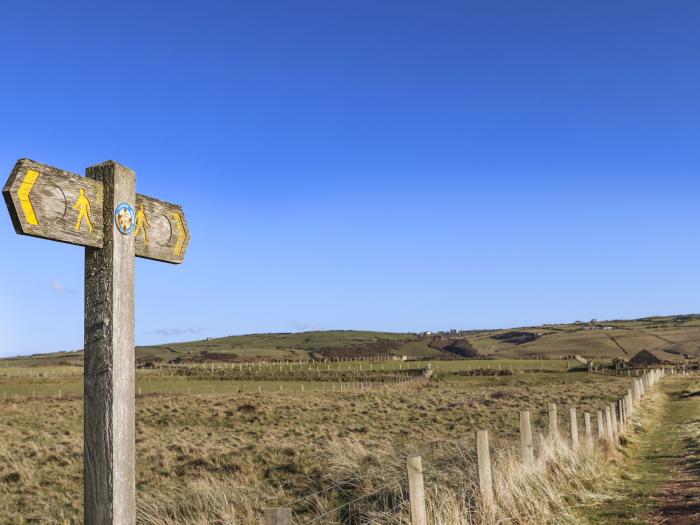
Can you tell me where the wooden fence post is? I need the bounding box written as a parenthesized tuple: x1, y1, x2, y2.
(625, 392, 633, 418)
(407, 456, 427, 525)
(584, 412, 592, 448)
(548, 403, 558, 437)
(597, 411, 604, 440)
(605, 406, 614, 442)
(619, 399, 625, 427)
(264, 508, 292, 525)
(519, 410, 534, 465)
(569, 407, 579, 448)
(476, 430, 494, 505)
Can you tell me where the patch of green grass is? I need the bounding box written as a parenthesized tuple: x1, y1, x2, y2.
(577, 378, 700, 523)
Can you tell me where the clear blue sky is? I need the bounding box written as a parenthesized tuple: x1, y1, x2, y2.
(1, 1, 699, 356)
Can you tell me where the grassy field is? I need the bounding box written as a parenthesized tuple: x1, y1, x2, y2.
(1, 316, 697, 523)
(0, 358, 579, 399)
(0, 361, 636, 524)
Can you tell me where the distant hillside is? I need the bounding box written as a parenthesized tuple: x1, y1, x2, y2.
(469, 314, 700, 361)
(3, 314, 700, 366)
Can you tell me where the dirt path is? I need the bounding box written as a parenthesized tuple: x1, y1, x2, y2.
(645, 381, 700, 525)
(584, 377, 700, 524)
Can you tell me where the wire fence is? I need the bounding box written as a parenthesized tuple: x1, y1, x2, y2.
(262, 367, 679, 525)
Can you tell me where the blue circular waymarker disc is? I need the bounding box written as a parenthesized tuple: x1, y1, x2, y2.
(115, 202, 136, 235)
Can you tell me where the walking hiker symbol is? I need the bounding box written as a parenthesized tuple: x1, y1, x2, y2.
(73, 188, 93, 232)
(134, 204, 149, 244)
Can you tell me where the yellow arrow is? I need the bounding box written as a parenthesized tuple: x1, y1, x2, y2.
(172, 212, 188, 256)
(17, 170, 40, 225)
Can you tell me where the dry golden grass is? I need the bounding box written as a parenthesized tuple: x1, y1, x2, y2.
(0, 370, 636, 524)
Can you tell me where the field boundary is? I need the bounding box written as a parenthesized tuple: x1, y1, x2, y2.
(264, 368, 690, 524)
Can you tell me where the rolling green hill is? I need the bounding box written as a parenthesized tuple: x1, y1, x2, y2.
(3, 314, 700, 366)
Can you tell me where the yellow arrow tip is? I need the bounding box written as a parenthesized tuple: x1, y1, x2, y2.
(17, 170, 40, 226)
(172, 212, 188, 256)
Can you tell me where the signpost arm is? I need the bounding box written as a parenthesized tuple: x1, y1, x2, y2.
(84, 161, 136, 525)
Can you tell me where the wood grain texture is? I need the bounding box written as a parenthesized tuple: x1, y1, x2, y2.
(134, 194, 190, 264)
(519, 410, 534, 465)
(407, 456, 427, 525)
(3, 158, 104, 248)
(3, 158, 190, 262)
(476, 430, 494, 504)
(84, 160, 136, 525)
(584, 412, 592, 440)
(569, 407, 579, 448)
(548, 403, 558, 436)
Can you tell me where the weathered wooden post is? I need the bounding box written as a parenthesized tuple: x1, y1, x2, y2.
(609, 402, 618, 439)
(548, 403, 558, 437)
(264, 508, 292, 525)
(628, 391, 634, 414)
(3, 158, 189, 525)
(84, 161, 136, 524)
(619, 399, 625, 427)
(597, 411, 604, 440)
(605, 406, 614, 442)
(584, 412, 592, 449)
(476, 430, 494, 505)
(569, 407, 579, 448)
(519, 410, 534, 465)
(407, 456, 427, 525)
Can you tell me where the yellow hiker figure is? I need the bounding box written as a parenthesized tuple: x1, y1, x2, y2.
(134, 204, 150, 244)
(73, 188, 93, 232)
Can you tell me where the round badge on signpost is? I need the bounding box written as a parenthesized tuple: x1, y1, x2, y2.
(115, 203, 136, 235)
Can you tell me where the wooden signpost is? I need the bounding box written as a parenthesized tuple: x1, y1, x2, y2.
(3, 158, 190, 524)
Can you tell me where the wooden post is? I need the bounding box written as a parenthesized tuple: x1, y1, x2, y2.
(407, 456, 427, 525)
(84, 161, 136, 525)
(625, 392, 633, 418)
(519, 410, 534, 465)
(584, 412, 592, 448)
(596, 411, 604, 440)
(548, 403, 558, 437)
(476, 430, 494, 504)
(569, 407, 579, 448)
(264, 508, 292, 525)
(619, 399, 625, 428)
(610, 402, 618, 438)
(605, 406, 614, 442)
